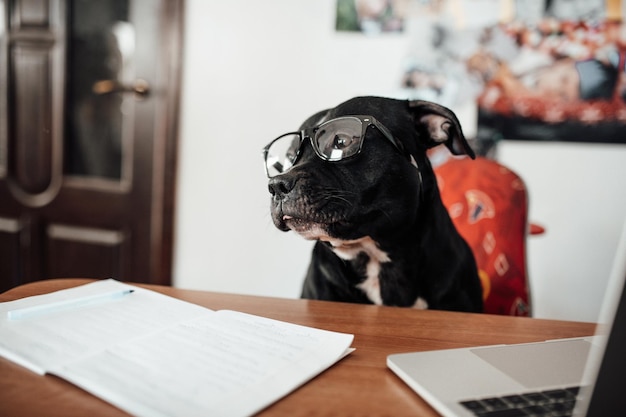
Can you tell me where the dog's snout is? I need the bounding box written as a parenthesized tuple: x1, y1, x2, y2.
(268, 176, 295, 199)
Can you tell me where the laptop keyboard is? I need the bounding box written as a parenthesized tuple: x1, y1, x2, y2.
(459, 386, 581, 417)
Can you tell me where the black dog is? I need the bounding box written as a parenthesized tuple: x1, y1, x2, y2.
(263, 96, 483, 312)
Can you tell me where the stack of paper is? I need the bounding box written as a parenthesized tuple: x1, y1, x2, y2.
(0, 279, 354, 417)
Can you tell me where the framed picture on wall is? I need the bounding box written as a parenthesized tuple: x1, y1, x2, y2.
(335, 0, 406, 34)
(473, 0, 626, 144)
(341, 0, 626, 144)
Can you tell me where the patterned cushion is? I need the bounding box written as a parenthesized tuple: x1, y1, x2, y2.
(434, 156, 532, 316)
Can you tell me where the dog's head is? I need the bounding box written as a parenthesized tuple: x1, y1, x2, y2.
(263, 96, 474, 246)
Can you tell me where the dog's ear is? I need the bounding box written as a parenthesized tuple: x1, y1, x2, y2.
(409, 100, 475, 159)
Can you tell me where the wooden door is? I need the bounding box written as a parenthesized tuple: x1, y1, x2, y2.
(0, 0, 182, 292)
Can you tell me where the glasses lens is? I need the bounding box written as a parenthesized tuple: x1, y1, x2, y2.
(314, 118, 363, 161)
(265, 133, 301, 177)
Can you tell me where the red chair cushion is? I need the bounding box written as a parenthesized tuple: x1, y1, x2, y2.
(435, 156, 532, 316)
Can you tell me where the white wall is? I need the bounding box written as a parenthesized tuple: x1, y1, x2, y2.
(174, 0, 626, 323)
(497, 141, 626, 322)
(174, 0, 411, 299)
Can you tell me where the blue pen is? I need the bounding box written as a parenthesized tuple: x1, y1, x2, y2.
(6, 289, 135, 320)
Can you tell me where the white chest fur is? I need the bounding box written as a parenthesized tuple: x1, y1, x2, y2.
(322, 236, 427, 309)
(323, 236, 388, 305)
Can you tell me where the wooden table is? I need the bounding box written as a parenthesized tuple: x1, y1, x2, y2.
(0, 279, 597, 417)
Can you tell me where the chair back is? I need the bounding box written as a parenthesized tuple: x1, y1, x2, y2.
(434, 156, 532, 316)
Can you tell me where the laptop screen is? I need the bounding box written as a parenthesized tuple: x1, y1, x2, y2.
(579, 220, 626, 416)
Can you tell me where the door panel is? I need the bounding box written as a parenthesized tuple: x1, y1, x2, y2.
(0, 216, 21, 289)
(7, 0, 63, 208)
(0, 0, 182, 292)
(13, 45, 55, 194)
(46, 224, 127, 279)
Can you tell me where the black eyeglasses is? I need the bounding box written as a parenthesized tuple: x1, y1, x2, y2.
(262, 115, 409, 178)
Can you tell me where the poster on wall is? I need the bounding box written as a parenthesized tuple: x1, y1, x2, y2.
(337, 0, 626, 144)
(335, 0, 407, 33)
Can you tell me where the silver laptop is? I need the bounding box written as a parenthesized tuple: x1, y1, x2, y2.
(388, 219, 626, 417)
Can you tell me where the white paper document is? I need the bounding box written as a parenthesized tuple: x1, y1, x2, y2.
(0, 280, 354, 417)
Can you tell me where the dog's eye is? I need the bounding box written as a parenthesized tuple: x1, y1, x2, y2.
(332, 134, 355, 149)
(315, 127, 361, 160)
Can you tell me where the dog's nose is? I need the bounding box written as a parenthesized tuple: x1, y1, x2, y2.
(268, 176, 295, 199)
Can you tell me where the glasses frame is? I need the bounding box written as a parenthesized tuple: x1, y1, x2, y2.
(262, 115, 409, 178)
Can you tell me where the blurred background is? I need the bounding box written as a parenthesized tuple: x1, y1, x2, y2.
(2, 0, 625, 323)
(176, 0, 626, 322)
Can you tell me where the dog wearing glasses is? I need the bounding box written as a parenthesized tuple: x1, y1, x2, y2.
(263, 96, 483, 312)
